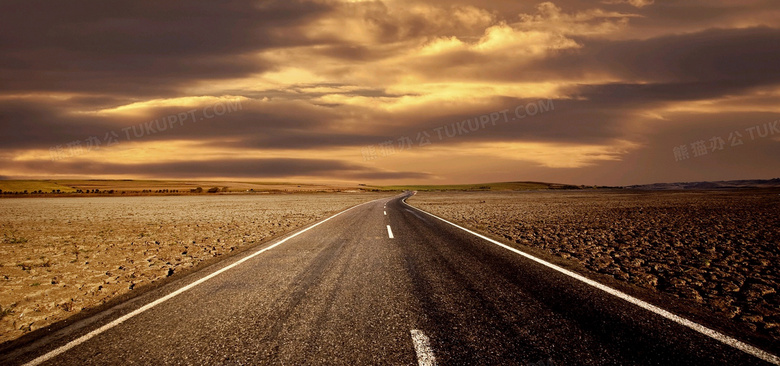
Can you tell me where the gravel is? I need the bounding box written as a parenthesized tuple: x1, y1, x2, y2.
(409, 190, 780, 339)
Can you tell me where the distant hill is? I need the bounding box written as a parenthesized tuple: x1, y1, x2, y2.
(368, 181, 584, 192)
(626, 178, 780, 190)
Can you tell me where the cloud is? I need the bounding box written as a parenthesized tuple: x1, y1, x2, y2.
(2, 0, 780, 184)
(601, 0, 654, 8)
(523, 26, 780, 90)
(0, 0, 333, 97)
(0, 97, 357, 151)
(8, 157, 430, 180)
(307, 1, 497, 44)
(515, 2, 641, 36)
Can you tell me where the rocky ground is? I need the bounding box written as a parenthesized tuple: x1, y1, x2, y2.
(409, 190, 780, 339)
(0, 193, 379, 344)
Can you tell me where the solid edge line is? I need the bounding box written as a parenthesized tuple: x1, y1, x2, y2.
(387, 225, 394, 239)
(22, 197, 386, 366)
(402, 198, 780, 366)
(410, 329, 437, 366)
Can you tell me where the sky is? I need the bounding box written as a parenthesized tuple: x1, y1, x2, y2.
(1, 0, 779, 186)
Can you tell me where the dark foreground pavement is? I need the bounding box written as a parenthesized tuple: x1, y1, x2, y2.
(2, 193, 777, 365)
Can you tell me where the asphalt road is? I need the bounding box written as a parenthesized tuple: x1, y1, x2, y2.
(3, 193, 778, 365)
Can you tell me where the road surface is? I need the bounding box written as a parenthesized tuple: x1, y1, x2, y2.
(2, 193, 778, 365)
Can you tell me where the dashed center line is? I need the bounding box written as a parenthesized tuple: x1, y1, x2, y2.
(410, 330, 437, 366)
(384, 211, 387, 215)
(387, 225, 394, 239)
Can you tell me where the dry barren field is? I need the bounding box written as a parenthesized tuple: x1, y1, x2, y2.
(409, 190, 780, 339)
(0, 193, 380, 344)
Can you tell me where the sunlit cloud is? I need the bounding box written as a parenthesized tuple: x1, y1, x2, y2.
(87, 96, 250, 116)
(516, 2, 641, 36)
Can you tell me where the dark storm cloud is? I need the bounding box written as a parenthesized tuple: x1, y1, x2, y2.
(314, 45, 388, 62)
(593, 27, 780, 84)
(155, 97, 628, 150)
(0, 100, 129, 149)
(348, 97, 629, 147)
(0, 0, 333, 97)
(538, 27, 780, 87)
(0, 98, 396, 151)
(10, 158, 430, 180)
(626, 0, 780, 35)
(568, 81, 764, 106)
(63, 95, 142, 111)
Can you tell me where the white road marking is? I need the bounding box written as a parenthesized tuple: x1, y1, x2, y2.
(387, 225, 394, 239)
(402, 198, 780, 366)
(384, 211, 387, 215)
(410, 330, 437, 366)
(22, 198, 386, 366)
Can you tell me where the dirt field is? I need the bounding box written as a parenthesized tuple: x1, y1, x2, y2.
(408, 190, 780, 339)
(0, 193, 380, 344)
